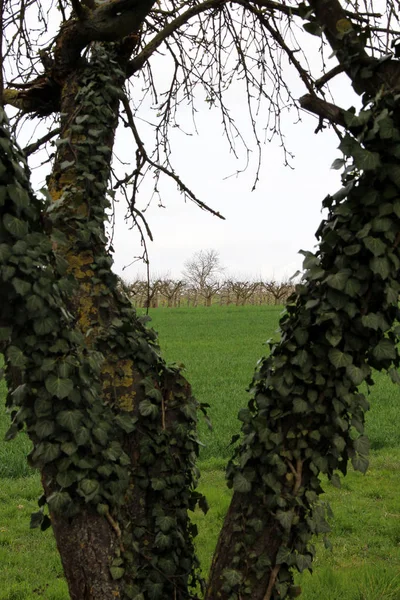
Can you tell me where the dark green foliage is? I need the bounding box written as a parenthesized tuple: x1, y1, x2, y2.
(224, 92, 400, 598)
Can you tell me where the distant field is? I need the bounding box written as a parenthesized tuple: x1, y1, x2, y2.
(1, 304, 400, 599)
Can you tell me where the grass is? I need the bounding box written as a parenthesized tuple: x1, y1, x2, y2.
(1, 304, 400, 598)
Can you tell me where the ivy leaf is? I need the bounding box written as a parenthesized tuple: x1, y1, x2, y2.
(353, 435, 370, 455)
(328, 348, 352, 368)
(330, 473, 341, 488)
(333, 435, 346, 452)
(293, 398, 308, 413)
(155, 531, 171, 549)
(156, 515, 175, 532)
(345, 278, 361, 297)
(93, 425, 109, 446)
(326, 330, 342, 347)
(232, 472, 252, 493)
(41, 442, 61, 464)
(60, 160, 75, 171)
(352, 454, 369, 474)
(3, 213, 28, 238)
(276, 545, 291, 565)
(331, 158, 345, 170)
(35, 420, 55, 439)
(56, 470, 79, 488)
(295, 553, 312, 573)
(56, 410, 83, 431)
(12, 277, 31, 296)
(78, 479, 100, 502)
(139, 399, 159, 418)
(325, 270, 350, 291)
(303, 21, 322, 36)
(372, 338, 396, 361)
(363, 236, 386, 256)
(354, 148, 380, 171)
(26, 295, 44, 313)
(114, 413, 137, 433)
(222, 569, 243, 587)
(74, 426, 90, 446)
(102, 441, 123, 461)
(361, 314, 380, 330)
(34, 316, 57, 336)
(370, 256, 390, 280)
(45, 375, 74, 399)
(110, 567, 125, 580)
(151, 478, 166, 491)
(346, 364, 366, 386)
(34, 397, 53, 418)
(7, 345, 27, 368)
(276, 509, 294, 531)
(30, 511, 44, 529)
(7, 184, 29, 209)
(61, 441, 78, 456)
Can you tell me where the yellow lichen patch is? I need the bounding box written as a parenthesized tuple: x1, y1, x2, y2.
(65, 250, 95, 280)
(101, 359, 136, 409)
(78, 293, 96, 333)
(117, 392, 135, 412)
(76, 268, 94, 280)
(115, 359, 135, 388)
(3, 89, 25, 110)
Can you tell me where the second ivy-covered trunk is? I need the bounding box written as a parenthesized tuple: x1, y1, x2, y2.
(205, 93, 400, 599)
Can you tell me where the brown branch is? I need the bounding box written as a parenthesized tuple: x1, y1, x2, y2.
(299, 93, 347, 128)
(69, 0, 85, 19)
(315, 64, 345, 89)
(263, 565, 281, 600)
(24, 127, 61, 156)
(127, 0, 226, 77)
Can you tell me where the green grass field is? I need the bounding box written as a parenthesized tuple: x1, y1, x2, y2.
(1, 305, 400, 599)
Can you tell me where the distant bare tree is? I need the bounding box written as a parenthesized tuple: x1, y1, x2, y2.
(263, 278, 294, 305)
(159, 277, 186, 307)
(226, 278, 260, 306)
(183, 249, 224, 307)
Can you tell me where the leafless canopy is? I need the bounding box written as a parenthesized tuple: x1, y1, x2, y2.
(3, 0, 400, 236)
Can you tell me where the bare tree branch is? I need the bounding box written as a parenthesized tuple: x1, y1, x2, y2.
(24, 126, 61, 156)
(120, 93, 226, 220)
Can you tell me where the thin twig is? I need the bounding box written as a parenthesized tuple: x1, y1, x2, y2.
(121, 94, 225, 219)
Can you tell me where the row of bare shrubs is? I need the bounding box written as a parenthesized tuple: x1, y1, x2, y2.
(119, 277, 294, 308)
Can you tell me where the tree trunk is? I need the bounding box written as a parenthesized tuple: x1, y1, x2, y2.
(3, 44, 204, 600)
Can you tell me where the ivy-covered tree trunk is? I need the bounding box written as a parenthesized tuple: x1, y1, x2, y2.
(1, 44, 205, 600)
(205, 92, 400, 599)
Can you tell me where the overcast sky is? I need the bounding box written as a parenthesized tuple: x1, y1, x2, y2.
(111, 74, 358, 283)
